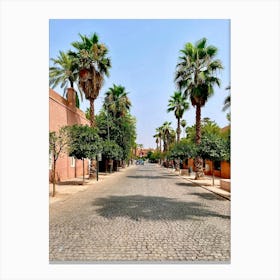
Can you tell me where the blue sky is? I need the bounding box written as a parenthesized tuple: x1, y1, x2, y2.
(49, 19, 230, 148)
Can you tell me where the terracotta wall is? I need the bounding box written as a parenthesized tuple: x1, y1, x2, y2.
(221, 161, 230, 179)
(186, 158, 230, 179)
(49, 88, 90, 181)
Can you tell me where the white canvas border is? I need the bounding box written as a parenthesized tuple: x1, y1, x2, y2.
(0, 0, 279, 279)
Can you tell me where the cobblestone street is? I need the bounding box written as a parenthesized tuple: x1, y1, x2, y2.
(49, 163, 230, 262)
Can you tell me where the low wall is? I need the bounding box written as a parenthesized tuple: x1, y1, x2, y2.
(220, 179, 231, 192)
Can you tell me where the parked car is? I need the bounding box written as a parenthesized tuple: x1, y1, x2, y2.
(136, 159, 144, 165)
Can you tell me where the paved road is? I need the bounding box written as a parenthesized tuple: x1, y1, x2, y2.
(49, 163, 230, 262)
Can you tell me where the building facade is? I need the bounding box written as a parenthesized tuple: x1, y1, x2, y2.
(49, 88, 90, 181)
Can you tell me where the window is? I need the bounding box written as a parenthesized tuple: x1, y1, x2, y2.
(70, 157, 75, 167)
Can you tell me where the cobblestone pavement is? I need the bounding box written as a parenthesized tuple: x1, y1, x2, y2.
(49, 163, 230, 262)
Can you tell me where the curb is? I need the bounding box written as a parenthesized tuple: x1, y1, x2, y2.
(161, 166, 231, 201)
(182, 177, 231, 201)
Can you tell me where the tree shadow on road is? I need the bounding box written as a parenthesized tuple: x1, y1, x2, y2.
(92, 195, 230, 221)
(188, 192, 225, 201)
(176, 182, 196, 187)
(126, 175, 174, 179)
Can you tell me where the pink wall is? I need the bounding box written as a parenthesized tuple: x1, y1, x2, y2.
(49, 88, 90, 181)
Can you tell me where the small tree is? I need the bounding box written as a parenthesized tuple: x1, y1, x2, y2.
(169, 139, 195, 170)
(195, 133, 228, 185)
(49, 127, 69, 197)
(67, 124, 102, 183)
(101, 140, 122, 173)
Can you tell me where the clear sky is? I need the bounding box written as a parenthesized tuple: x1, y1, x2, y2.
(49, 19, 230, 148)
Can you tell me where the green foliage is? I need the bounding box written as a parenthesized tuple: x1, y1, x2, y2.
(169, 139, 195, 160)
(195, 133, 229, 162)
(69, 33, 111, 101)
(175, 37, 223, 108)
(49, 51, 83, 104)
(160, 121, 176, 152)
(167, 91, 189, 120)
(95, 110, 137, 161)
(186, 118, 222, 143)
(146, 151, 153, 159)
(181, 119, 186, 128)
(101, 140, 122, 160)
(67, 124, 102, 159)
(104, 84, 131, 118)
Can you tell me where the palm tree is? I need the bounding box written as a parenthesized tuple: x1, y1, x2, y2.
(153, 133, 160, 151)
(69, 33, 111, 127)
(49, 50, 82, 107)
(155, 127, 163, 152)
(167, 91, 189, 142)
(104, 84, 131, 118)
(175, 37, 223, 179)
(161, 121, 174, 152)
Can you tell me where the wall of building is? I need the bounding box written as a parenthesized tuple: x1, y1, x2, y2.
(221, 161, 230, 179)
(186, 158, 230, 179)
(49, 88, 90, 182)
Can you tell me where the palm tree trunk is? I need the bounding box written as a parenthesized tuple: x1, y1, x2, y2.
(195, 105, 201, 144)
(88, 98, 97, 179)
(177, 118, 181, 143)
(195, 105, 204, 179)
(89, 98, 95, 127)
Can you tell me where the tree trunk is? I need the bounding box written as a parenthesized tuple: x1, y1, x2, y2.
(194, 156, 204, 179)
(52, 157, 56, 197)
(88, 98, 97, 179)
(175, 158, 180, 171)
(82, 158, 85, 184)
(89, 98, 95, 127)
(177, 118, 181, 143)
(195, 105, 201, 144)
(194, 104, 204, 179)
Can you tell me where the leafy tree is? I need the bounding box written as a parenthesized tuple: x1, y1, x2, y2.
(195, 133, 228, 185)
(49, 127, 70, 197)
(67, 125, 102, 183)
(169, 139, 195, 161)
(175, 37, 223, 179)
(146, 150, 153, 160)
(167, 91, 189, 142)
(101, 140, 122, 172)
(186, 118, 222, 143)
(69, 33, 112, 127)
(95, 110, 137, 164)
(49, 50, 82, 108)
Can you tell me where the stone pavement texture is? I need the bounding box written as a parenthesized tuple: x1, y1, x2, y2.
(49, 163, 230, 262)
(170, 169, 231, 200)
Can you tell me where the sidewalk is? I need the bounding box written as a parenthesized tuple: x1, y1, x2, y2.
(166, 168, 231, 201)
(49, 166, 134, 204)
